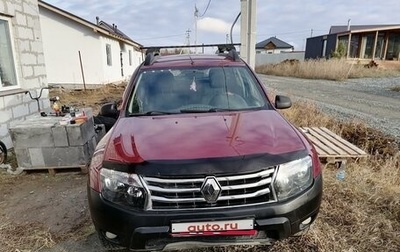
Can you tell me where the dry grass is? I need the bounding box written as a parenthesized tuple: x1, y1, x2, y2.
(0, 222, 56, 251)
(49, 82, 127, 114)
(390, 86, 400, 92)
(256, 59, 400, 81)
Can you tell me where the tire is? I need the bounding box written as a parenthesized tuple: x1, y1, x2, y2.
(0, 141, 7, 164)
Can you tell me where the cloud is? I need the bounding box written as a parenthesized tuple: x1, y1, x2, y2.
(198, 17, 237, 34)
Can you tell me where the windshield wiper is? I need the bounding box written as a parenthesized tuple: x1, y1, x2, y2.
(128, 111, 174, 116)
(180, 108, 236, 113)
(207, 108, 237, 112)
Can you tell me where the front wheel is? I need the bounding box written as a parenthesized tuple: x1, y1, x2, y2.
(0, 141, 7, 164)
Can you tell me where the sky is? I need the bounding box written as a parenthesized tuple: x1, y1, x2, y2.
(44, 0, 400, 51)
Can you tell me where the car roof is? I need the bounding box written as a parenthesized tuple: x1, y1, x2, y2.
(141, 54, 246, 69)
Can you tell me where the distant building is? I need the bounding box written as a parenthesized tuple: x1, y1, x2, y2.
(305, 24, 400, 60)
(256, 37, 294, 54)
(38, 0, 143, 88)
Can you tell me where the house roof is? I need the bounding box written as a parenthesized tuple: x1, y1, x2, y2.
(98, 21, 132, 42)
(329, 24, 400, 34)
(256, 37, 293, 49)
(38, 0, 142, 49)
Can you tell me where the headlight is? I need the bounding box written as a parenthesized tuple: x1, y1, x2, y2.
(274, 156, 313, 201)
(100, 168, 147, 209)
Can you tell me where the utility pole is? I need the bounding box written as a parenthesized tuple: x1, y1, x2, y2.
(240, 0, 257, 69)
(310, 29, 313, 37)
(185, 29, 191, 46)
(194, 5, 199, 53)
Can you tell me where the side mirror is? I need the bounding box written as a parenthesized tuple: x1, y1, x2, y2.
(275, 95, 292, 109)
(99, 102, 119, 119)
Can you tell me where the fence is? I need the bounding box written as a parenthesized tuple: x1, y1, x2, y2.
(255, 52, 305, 66)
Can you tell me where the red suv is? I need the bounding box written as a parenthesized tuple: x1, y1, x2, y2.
(88, 48, 322, 251)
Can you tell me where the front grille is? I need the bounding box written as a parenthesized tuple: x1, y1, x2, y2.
(141, 167, 276, 210)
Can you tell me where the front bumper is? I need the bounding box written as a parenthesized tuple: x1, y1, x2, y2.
(88, 174, 322, 251)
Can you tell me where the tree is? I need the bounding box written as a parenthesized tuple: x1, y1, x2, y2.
(331, 42, 347, 59)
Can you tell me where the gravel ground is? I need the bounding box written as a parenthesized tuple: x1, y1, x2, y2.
(258, 74, 400, 140)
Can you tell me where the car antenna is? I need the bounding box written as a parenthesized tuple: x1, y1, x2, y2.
(188, 54, 194, 65)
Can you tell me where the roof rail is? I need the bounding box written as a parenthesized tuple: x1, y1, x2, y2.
(217, 45, 240, 62)
(144, 48, 160, 66)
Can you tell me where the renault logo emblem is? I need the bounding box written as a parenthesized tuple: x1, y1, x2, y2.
(200, 177, 221, 203)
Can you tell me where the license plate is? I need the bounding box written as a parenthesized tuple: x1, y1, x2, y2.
(171, 219, 254, 236)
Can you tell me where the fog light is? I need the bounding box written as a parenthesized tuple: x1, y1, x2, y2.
(299, 217, 312, 230)
(105, 232, 117, 239)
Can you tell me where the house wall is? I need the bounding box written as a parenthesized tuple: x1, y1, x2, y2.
(99, 37, 142, 84)
(39, 7, 143, 87)
(39, 7, 103, 86)
(255, 52, 305, 66)
(0, 0, 49, 148)
(326, 34, 338, 57)
(305, 36, 324, 59)
(256, 48, 292, 54)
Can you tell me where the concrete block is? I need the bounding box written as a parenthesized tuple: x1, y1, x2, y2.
(29, 148, 45, 167)
(28, 101, 40, 113)
(5, 1, 16, 15)
(42, 146, 86, 167)
(23, 2, 37, 16)
(3, 94, 22, 107)
(20, 52, 36, 65)
(37, 54, 45, 64)
(0, 123, 8, 138)
(66, 125, 83, 146)
(52, 126, 69, 147)
(33, 65, 46, 76)
(0, 1, 4, 13)
(81, 118, 95, 143)
(24, 77, 41, 88)
(88, 136, 97, 157)
(15, 11, 27, 26)
(30, 41, 43, 55)
(17, 26, 34, 40)
(22, 65, 33, 78)
(15, 148, 31, 168)
(18, 39, 30, 52)
(12, 103, 30, 118)
(10, 126, 54, 148)
(0, 110, 12, 124)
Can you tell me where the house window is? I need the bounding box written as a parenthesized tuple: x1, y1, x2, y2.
(0, 17, 18, 89)
(129, 50, 132, 66)
(106, 44, 112, 66)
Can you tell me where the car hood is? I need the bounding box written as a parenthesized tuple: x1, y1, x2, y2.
(106, 110, 306, 162)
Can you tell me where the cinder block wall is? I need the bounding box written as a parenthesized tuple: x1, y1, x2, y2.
(0, 0, 49, 148)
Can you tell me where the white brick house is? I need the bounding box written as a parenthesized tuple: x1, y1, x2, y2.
(0, 0, 49, 148)
(38, 0, 143, 88)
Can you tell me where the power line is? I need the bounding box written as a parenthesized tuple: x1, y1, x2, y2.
(136, 33, 186, 41)
(198, 0, 212, 17)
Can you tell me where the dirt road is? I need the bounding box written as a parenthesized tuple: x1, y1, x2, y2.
(258, 75, 400, 139)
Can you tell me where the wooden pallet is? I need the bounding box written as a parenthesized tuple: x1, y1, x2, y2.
(300, 127, 368, 167)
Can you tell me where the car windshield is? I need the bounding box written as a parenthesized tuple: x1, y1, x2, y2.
(127, 66, 270, 115)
